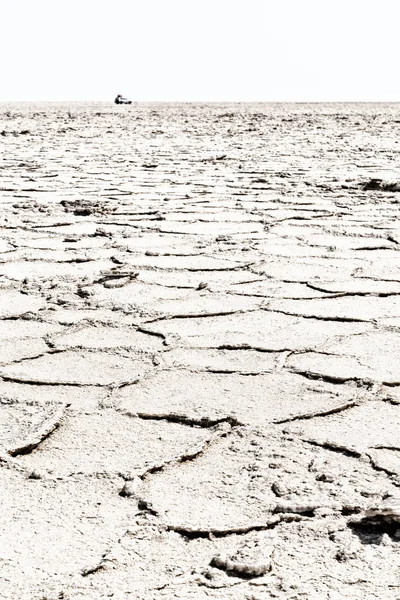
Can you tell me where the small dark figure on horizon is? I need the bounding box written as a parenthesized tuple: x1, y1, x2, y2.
(115, 94, 132, 105)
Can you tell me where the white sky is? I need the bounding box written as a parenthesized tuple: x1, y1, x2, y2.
(2, 0, 400, 102)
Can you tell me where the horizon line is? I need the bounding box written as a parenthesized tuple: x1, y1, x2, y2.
(0, 99, 399, 104)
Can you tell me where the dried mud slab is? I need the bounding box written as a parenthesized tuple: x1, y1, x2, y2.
(230, 279, 332, 299)
(0, 349, 156, 386)
(116, 370, 362, 426)
(144, 310, 372, 350)
(288, 330, 400, 383)
(0, 380, 108, 411)
(138, 268, 263, 290)
(285, 401, 400, 456)
(161, 347, 280, 373)
(52, 324, 164, 352)
(123, 232, 201, 253)
(81, 280, 190, 310)
(142, 428, 398, 531)
(0, 319, 62, 340)
(0, 317, 64, 363)
(251, 256, 361, 282)
(0, 290, 45, 317)
(143, 291, 263, 318)
(17, 409, 213, 477)
(0, 465, 131, 599)
(0, 338, 50, 364)
(1, 259, 113, 280)
(153, 220, 264, 236)
(268, 295, 400, 321)
(122, 253, 249, 270)
(42, 306, 141, 327)
(307, 278, 400, 295)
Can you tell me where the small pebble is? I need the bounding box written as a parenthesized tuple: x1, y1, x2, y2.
(272, 482, 288, 497)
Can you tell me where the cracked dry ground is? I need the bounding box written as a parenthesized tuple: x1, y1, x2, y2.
(1, 103, 400, 600)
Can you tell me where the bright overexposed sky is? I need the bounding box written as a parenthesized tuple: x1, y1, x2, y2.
(2, 0, 399, 101)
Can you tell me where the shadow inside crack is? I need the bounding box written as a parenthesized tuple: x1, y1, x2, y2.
(348, 518, 400, 545)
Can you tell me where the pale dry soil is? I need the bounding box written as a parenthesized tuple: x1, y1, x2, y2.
(1, 102, 400, 599)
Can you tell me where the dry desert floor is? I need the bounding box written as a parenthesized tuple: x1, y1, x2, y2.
(1, 102, 400, 599)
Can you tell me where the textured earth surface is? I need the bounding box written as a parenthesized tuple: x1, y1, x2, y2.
(1, 102, 400, 599)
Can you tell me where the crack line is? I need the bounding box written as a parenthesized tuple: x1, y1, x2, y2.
(274, 399, 361, 424)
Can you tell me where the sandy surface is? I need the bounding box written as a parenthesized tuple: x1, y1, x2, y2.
(1, 102, 400, 599)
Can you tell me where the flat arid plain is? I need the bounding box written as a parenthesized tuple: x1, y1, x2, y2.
(1, 102, 400, 599)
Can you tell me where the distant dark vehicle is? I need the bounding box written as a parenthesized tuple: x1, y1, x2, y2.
(115, 94, 132, 105)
